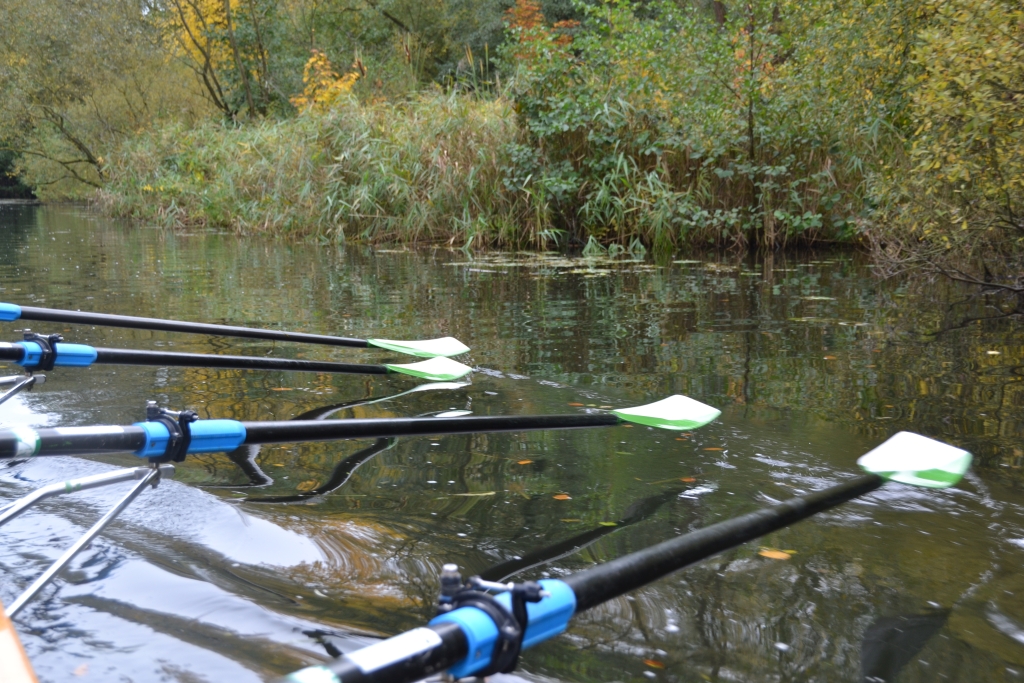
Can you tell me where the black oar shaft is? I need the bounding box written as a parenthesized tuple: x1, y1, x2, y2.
(241, 414, 621, 444)
(563, 474, 884, 612)
(93, 348, 388, 375)
(0, 427, 149, 459)
(17, 305, 369, 348)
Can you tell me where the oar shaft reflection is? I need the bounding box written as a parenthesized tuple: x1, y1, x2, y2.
(563, 474, 884, 611)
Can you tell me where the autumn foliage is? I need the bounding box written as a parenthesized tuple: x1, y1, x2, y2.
(290, 50, 362, 112)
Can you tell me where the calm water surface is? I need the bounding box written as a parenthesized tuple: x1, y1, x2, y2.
(1, 205, 1023, 682)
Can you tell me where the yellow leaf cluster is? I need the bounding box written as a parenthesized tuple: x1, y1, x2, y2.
(290, 50, 361, 112)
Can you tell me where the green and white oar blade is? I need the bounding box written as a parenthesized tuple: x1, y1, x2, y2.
(385, 356, 473, 382)
(858, 431, 972, 489)
(611, 395, 721, 430)
(368, 337, 470, 358)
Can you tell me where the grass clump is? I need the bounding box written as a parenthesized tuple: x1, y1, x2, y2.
(101, 92, 534, 246)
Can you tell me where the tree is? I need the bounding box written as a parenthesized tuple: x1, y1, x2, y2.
(0, 0, 208, 197)
(870, 0, 1024, 282)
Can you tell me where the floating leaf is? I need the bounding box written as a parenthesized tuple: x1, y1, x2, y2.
(599, 521, 618, 527)
(296, 480, 319, 491)
(271, 387, 294, 391)
(553, 493, 572, 500)
(453, 491, 496, 497)
(599, 405, 613, 409)
(561, 518, 582, 523)
(675, 437, 688, 441)
(517, 459, 534, 465)
(703, 447, 724, 451)
(643, 659, 666, 669)
(680, 477, 696, 483)
(758, 548, 793, 560)
(824, 355, 837, 360)
(568, 402, 585, 407)
(272, 463, 286, 467)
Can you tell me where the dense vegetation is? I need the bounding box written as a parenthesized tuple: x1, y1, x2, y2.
(1, 0, 1021, 268)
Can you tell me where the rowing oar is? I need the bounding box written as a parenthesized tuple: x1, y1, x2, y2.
(0, 339, 472, 381)
(0, 302, 469, 357)
(0, 395, 721, 461)
(276, 431, 972, 683)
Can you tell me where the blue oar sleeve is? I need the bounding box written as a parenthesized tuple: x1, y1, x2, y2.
(133, 419, 247, 457)
(428, 579, 576, 678)
(15, 342, 98, 368)
(0, 303, 21, 322)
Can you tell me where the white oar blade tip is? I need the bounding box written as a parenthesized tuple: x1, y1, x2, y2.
(611, 395, 721, 430)
(385, 357, 473, 382)
(368, 337, 470, 358)
(857, 431, 972, 489)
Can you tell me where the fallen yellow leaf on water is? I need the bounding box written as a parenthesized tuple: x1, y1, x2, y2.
(599, 405, 613, 409)
(680, 477, 696, 483)
(296, 480, 319, 491)
(517, 459, 533, 465)
(622, 425, 633, 428)
(553, 494, 572, 500)
(759, 549, 793, 560)
(599, 521, 618, 527)
(272, 463, 286, 467)
(675, 437, 687, 441)
(453, 491, 496, 497)
(703, 447, 724, 451)
(561, 518, 582, 523)
(568, 402, 584, 407)
(271, 387, 293, 391)
(643, 659, 665, 669)
(823, 355, 837, 360)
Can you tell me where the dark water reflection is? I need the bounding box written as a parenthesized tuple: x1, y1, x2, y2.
(1, 205, 1023, 682)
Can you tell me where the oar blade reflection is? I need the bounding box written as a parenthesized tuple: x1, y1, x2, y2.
(384, 357, 473, 381)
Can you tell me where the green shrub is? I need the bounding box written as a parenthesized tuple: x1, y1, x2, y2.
(500, 0, 884, 249)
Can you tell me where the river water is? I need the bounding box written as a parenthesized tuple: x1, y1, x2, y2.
(1, 204, 1023, 682)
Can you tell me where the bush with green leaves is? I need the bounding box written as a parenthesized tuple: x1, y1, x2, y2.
(501, 0, 887, 250)
(868, 0, 1024, 277)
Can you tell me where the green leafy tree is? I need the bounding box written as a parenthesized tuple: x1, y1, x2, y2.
(0, 0, 209, 197)
(870, 0, 1024, 282)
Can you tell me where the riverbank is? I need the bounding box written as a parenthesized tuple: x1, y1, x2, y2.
(98, 90, 866, 250)
(99, 94, 534, 247)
